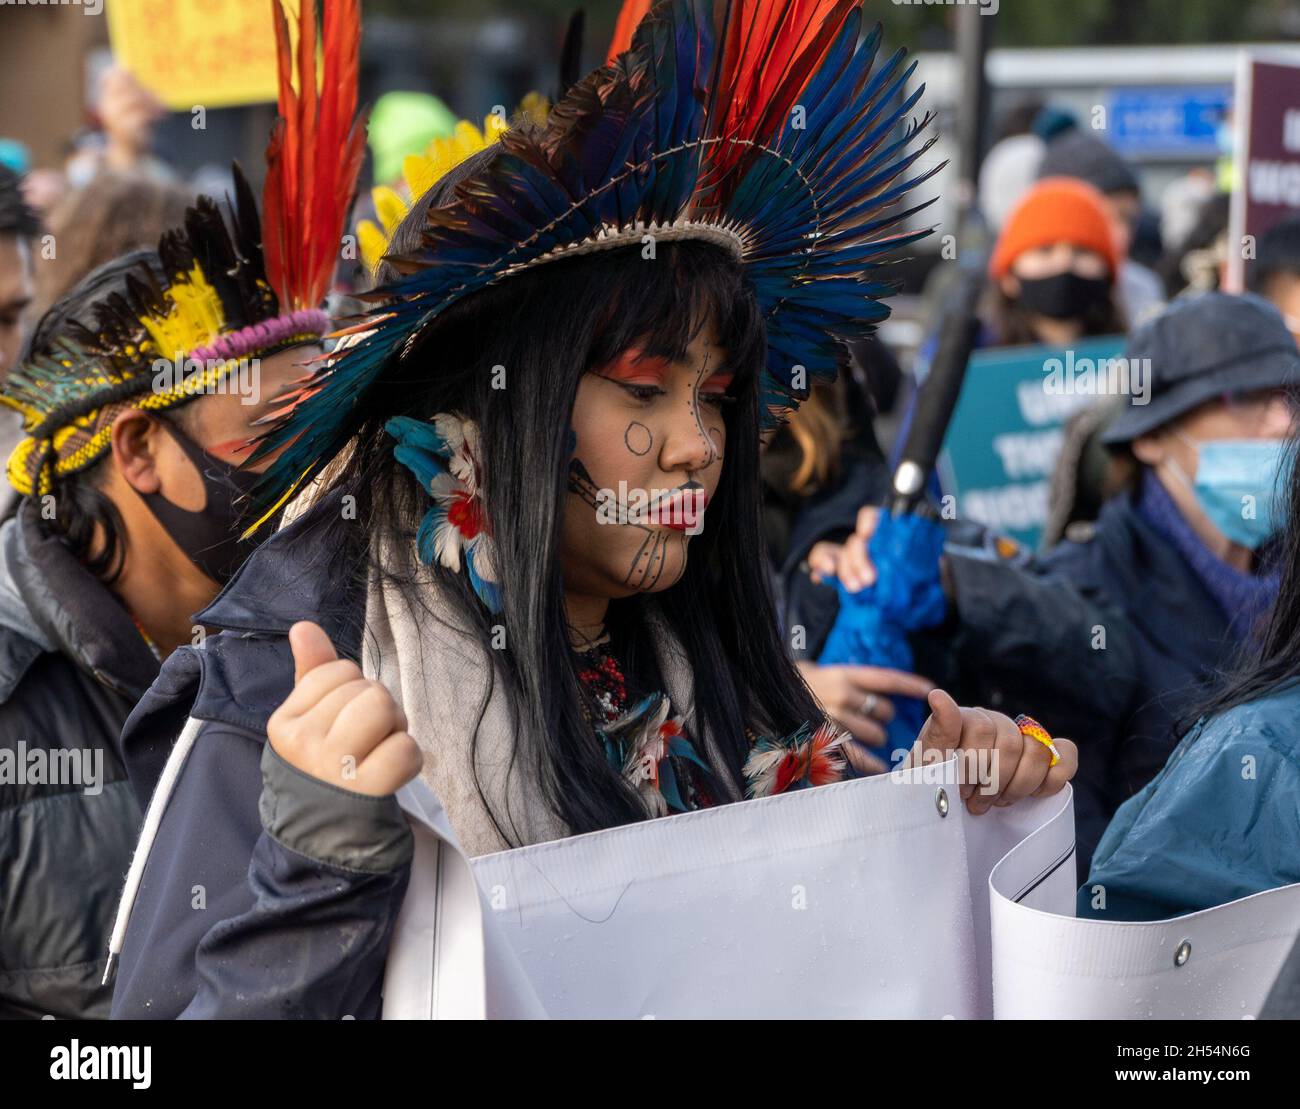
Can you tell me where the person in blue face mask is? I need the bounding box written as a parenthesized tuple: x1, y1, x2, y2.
(1081, 405, 1300, 922)
(1036, 293, 1294, 871)
(1109, 293, 1294, 634)
(1167, 435, 1289, 550)
(813, 291, 1297, 880)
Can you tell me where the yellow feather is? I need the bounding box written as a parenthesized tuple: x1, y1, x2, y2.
(357, 219, 389, 274)
(6, 437, 36, 496)
(242, 466, 313, 538)
(358, 94, 553, 279)
(137, 263, 226, 360)
(373, 184, 410, 238)
(519, 91, 549, 125)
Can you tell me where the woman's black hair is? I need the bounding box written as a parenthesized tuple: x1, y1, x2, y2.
(1180, 431, 1300, 730)
(322, 139, 826, 844)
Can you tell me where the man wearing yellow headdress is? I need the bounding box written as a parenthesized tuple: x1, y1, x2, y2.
(0, 0, 366, 1019)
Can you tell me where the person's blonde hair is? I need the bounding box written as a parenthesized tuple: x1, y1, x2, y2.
(785, 381, 847, 495)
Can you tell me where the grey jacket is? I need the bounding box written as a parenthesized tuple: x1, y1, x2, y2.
(0, 501, 156, 1018)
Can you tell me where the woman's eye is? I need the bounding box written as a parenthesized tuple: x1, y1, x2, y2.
(620, 383, 666, 402)
(700, 392, 737, 408)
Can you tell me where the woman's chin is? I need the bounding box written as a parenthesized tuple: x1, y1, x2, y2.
(599, 548, 690, 596)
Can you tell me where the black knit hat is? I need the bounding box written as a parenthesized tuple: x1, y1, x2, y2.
(1038, 130, 1139, 197)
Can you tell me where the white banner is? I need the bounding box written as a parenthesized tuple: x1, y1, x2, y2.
(383, 760, 1300, 1019)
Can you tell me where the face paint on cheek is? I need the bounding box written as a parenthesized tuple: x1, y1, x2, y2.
(624, 421, 653, 456)
(567, 456, 601, 510)
(568, 446, 689, 592)
(622, 529, 687, 591)
(705, 424, 724, 467)
(623, 530, 656, 587)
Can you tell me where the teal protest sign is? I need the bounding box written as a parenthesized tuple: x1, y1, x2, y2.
(937, 336, 1130, 550)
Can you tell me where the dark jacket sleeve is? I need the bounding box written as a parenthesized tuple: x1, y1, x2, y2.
(930, 542, 1148, 874)
(111, 721, 412, 1020)
(939, 545, 1142, 732)
(0, 650, 142, 1020)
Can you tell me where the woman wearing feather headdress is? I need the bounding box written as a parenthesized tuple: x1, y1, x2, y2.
(108, 0, 1076, 1019)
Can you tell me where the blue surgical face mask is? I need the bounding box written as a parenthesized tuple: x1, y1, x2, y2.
(1172, 435, 1290, 550)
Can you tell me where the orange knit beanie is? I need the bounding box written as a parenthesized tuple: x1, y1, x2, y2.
(988, 177, 1120, 280)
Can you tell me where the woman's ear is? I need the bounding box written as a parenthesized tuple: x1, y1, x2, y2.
(110, 409, 165, 495)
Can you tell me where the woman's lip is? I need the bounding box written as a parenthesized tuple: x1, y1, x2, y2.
(656, 491, 708, 529)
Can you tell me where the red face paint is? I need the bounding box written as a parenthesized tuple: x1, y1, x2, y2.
(699, 371, 734, 396)
(204, 437, 257, 462)
(598, 347, 671, 385)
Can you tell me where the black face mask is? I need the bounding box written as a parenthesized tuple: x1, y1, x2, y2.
(1015, 272, 1111, 322)
(140, 418, 264, 585)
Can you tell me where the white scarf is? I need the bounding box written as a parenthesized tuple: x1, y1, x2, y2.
(360, 550, 739, 857)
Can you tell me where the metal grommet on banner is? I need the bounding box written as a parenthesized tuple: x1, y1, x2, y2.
(1174, 940, 1192, 967)
(936, 787, 949, 817)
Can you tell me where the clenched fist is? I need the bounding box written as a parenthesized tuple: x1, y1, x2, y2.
(267, 621, 424, 796)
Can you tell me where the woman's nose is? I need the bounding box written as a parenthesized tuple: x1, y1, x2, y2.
(658, 401, 719, 473)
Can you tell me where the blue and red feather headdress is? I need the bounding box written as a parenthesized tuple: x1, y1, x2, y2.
(251, 0, 940, 516)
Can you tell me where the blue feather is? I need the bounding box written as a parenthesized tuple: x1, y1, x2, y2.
(253, 0, 938, 494)
(466, 544, 503, 613)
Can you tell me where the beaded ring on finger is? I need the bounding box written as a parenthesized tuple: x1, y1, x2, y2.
(1014, 713, 1060, 767)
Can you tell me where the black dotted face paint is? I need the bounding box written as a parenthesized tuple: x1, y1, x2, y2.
(689, 351, 722, 468)
(567, 456, 601, 508)
(622, 528, 685, 590)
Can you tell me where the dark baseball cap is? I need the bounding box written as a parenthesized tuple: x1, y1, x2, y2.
(1101, 291, 1300, 445)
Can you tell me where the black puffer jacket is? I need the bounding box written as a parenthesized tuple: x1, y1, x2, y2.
(0, 500, 158, 1018)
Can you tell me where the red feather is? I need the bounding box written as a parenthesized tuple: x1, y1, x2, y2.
(703, 0, 858, 190)
(606, 0, 653, 64)
(264, 0, 366, 312)
(806, 723, 847, 786)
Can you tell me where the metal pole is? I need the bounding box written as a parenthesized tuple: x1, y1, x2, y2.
(954, 4, 992, 240)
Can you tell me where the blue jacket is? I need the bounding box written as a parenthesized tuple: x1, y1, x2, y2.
(110, 492, 412, 1019)
(1079, 681, 1300, 922)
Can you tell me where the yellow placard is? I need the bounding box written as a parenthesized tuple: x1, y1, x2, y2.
(107, 0, 282, 111)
